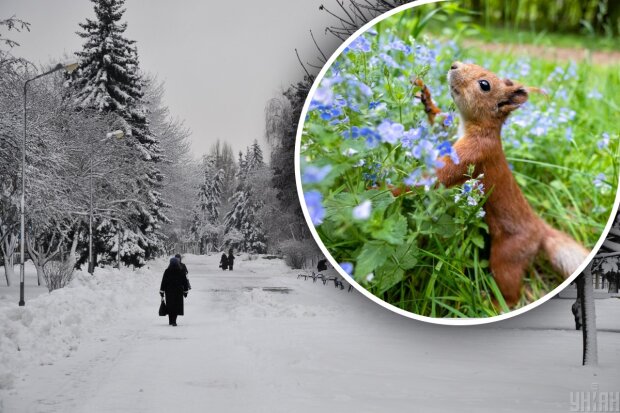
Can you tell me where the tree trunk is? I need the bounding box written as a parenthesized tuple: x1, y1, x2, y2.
(26, 235, 58, 287)
(3, 253, 15, 286)
(579, 263, 598, 366)
(571, 283, 582, 330)
(609, 273, 619, 293)
(33, 262, 44, 286)
(1, 233, 18, 286)
(69, 230, 79, 267)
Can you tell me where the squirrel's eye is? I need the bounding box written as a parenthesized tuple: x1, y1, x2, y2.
(478, 79, 491, 92)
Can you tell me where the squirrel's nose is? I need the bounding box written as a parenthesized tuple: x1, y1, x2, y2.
(450, 61, 461, 70)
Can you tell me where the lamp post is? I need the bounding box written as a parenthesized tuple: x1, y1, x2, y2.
(20, 62, 78, 307)
(88, 129, 124, 274)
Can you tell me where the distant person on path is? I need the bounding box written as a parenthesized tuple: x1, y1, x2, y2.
(160, 257, 190, 326)
(175, 253, 191, 290)
(219, 253, 229, 270)
(227, 248, 235, 271)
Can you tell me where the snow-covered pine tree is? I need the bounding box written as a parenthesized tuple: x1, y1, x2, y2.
(236, 150, 247, 184)
(246, 139, 264, 171)
(69, 0, 168, 266)
(223, 152, 247, 251)
(191, 155, 224, 253)
(223, 144, 267, 253)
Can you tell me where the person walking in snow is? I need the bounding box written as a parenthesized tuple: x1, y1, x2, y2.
(227, 248, 235, 271)
(160, 257, 190, 326)
(219, 253, 229, 270)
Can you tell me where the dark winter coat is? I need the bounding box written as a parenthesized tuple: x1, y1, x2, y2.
(227, 253, 235, 270)
(160, 265, 190, 316)
(220, 254, 229, 270)
(180, 262, 191, 290)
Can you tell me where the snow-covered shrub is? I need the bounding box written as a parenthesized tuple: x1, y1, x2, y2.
(279, 239, 318, 270)
(42, 260, 74, 292)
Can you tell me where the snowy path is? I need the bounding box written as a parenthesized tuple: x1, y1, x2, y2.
(2, 254, 620, 412)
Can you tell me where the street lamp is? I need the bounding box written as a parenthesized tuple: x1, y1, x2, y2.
(20, 62, 78, 307)
(88, 129, 124, 274)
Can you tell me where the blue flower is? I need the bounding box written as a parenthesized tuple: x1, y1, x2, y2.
(346, 35, 371, 53)
(414, 43, 436, 66)
(310, 86, 334, 108)
(598, 133, 610, 149)
(304, 191, 325, 226)
(401, 126, 425, 148)
(384, 39, 411, 54)
(368, 101, 386, 111)
(352, 200, 372, 220)
(365, 132, 381, 148)
(593, 173, 609, 189)
(340, 262, 354, 276)
(404, 168, 436, 190)
(443, 112, 455, 127)
(371, 53, 400, 69)
(342, 126, 360, 139)
(588, 89, 603, 100)
(302, 165, 332, 184)
(377, 120, 404, 144)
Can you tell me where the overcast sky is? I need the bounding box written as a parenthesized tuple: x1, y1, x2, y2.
(3, 0, 342, 157)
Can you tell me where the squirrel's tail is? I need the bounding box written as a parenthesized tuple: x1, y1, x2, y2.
(541, 224, 590, 278)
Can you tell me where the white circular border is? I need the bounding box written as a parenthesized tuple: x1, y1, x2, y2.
(294, 0, 620, 325)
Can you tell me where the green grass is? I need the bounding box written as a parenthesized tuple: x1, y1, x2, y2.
(433, 25, 620, 53)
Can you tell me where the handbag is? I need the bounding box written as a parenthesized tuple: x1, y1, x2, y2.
(159, 298, 167, 316)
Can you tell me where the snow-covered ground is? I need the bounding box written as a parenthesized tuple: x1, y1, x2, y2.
(0, 254, 618, 412)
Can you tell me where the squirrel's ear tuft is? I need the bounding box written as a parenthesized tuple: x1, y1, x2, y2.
(497, 85, 528, 114)
(526, 86, 547, 96)
(510, 87, 529, 105)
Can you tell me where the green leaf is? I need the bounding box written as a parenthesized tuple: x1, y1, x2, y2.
(376, 264, 405, 294)
(324, 191, 358, 207)
(366, 189, 396, 211)
(354, 241, 393, 279)
(393, 243, 418, 270)
(373, 243, 418, 294)
(370, 213, 407, 245)
(471, 233, 485, 249)
(418, 213, 458, 238)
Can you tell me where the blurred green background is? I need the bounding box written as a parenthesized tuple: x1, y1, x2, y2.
(413, 0, 620, 51)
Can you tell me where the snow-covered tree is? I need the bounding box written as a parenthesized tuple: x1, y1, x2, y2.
(0, 16, 31, 285)
(191, 155, 225, 253)
(246, 139, 264, 171)
(69, 0, 168, 266)
(210, 140, 237, 204)
(143, 75, 199, 256)
(224, 144, 267, 253)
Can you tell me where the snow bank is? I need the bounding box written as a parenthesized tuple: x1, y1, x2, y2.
(0, 263, 159, 390)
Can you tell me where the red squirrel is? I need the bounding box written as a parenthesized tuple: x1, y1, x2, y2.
(433, 61, 589, 307)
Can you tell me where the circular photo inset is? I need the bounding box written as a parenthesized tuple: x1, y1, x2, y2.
(296, 2, 619, 322)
